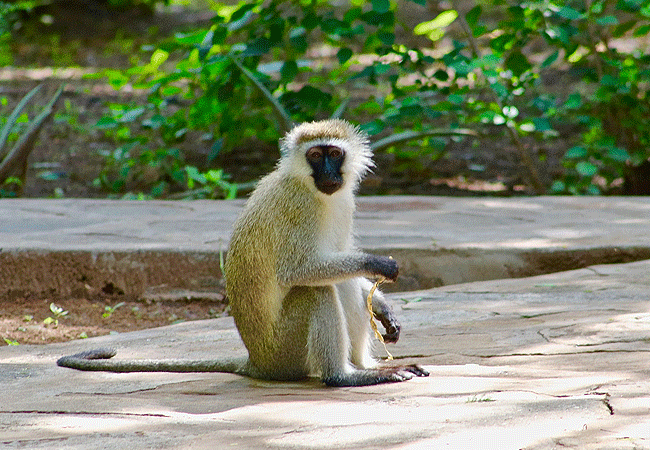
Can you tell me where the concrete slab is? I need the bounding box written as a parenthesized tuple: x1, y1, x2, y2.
(2, 196, 650, 251)
(2, 197, 650, 295)
(2, 259, 649, 449)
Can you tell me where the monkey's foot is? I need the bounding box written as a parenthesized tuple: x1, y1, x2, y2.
(323, 364, 428, 387)
(389, 364, 429, 379)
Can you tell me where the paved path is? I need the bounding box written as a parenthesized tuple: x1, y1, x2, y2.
(2, 197, 650, 295)
(1, 197, 650, 449)
(2, 196, 650, 252)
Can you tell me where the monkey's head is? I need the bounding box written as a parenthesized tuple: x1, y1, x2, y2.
(279, 119, 373, 195)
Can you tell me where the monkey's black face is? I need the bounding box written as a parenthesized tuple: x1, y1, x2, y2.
(306, 145, 345, 195)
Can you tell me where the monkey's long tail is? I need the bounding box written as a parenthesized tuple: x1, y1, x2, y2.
(57, 348, 248, 374)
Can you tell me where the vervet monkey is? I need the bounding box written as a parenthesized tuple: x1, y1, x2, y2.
(57, 119, 428, 387)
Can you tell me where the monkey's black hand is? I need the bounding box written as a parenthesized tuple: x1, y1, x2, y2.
(372, 301, 401, 343)
(376, 312, 401, 343)
(365, 255, 399, 282)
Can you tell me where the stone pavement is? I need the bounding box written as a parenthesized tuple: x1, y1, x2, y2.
(2, 196, 650, 295)
(1, 197, 650, 449)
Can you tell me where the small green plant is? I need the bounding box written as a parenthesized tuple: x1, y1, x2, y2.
(178, 166, 240, 199)
(3, 337, 19, 346)
(43, 302, 68, 327)
(103, 301, 126, 318)
(131, 306, 142, 319)
(467, 395, 495, 403)
(0, 176, 21, 198)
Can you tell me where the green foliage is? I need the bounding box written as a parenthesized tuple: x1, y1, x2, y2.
(465, 0, 650, 194)
(0, 1, 35, 65)
(89, 0, 650, 197)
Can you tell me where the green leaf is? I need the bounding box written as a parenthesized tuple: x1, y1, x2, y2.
(186, 165, 207, 184)
(550, 180, 566, 193)
(595, 15, 618, 26)
(372, 0, 390, 14)
(564, 93, 582, 109)
(414, 10, 458, 35)
(576, 161, 598, 176)
(360, 120, 385, 135)
(532, 117, 551, 132)
(242, 37, 272, 56)
(541, 50, 559, 68)
(360, 10, 393, 27)
(337, 48, 353, 64)
(433, 69, 449, 81)
(120, 107, 145, 123)
(600, 74, 618, 86)
(448, 94, 463, 105)
(330, 98, 350, 120)
(490, 81, 509, 99)
(280, 60, 298, 84)
(607, 147, 630, 162)
(208, 138, 223, 162)
(504, 51, 531, 77)
(564, 146, 587, 158)
(612, 20, 636, 37)
(37, 171, 61, 181)
(228, 4, 254, 31)
(95, 117, 117, 129)
(150, 49, 169, 68)
(555, 6, 583, 20)
(586, 184, 601, 195)
(377, 31, 395, 45)
(633, 24, 650, 37)
(641, 3, 650, 17)
(289, 27, 307, 51)
(465, 5, 482, 28)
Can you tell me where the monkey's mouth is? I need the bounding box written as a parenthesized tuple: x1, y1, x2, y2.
(315, 179, 343, 195)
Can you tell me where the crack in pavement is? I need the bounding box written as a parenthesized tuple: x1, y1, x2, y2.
(1, 410, 170, 417)
(465, 348, 650, 358)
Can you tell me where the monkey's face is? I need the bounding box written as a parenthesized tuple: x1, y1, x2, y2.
(306, 145, 345, 195)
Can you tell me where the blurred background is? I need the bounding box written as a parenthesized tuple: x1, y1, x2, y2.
(1, 0, 649, 199)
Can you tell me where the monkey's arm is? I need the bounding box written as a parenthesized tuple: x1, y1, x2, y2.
(279, 252, 398, 287)
(57, 348, 249, 373)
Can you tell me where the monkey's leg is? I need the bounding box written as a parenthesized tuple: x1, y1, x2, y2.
(337, 279, 376, 369)
(307, 286, 424, 387)
(306, 286, 354, 378)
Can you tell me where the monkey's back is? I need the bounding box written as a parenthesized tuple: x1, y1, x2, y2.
(224, 171, 321, 372)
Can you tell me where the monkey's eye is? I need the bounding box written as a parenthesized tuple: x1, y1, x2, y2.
(306, 147, 323, 161)
(328, 147, 344, 159)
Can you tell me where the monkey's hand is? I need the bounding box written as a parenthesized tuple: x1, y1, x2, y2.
(366, 283, 401, 343)
(376, 311, 401, 343)
(364, 255, 399, 282)
(372, 301, 401, 343)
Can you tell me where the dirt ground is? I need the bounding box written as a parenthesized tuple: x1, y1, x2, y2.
(1, 290, 228, 346)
